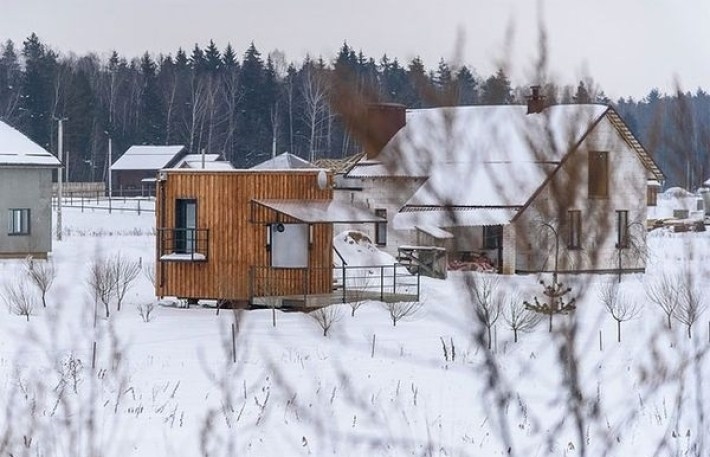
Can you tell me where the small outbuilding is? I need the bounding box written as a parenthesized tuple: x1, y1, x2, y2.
(111, 145, 187, 195)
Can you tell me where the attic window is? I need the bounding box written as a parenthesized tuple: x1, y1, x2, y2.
(588, 151, 609, 199)
(647, 186, 658, 206)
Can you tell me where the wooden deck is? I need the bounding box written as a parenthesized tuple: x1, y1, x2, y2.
(251, 289, 420, 310)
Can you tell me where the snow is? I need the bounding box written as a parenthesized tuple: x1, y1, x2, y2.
(393, 207, 518, 229)
(648, 186, 705, 220)
(0, 120, 61, 167)
(255, 199, 386, 223)
(159, 252, 206, 261)
(111, 145, 186, 170)
(0, 202, 708, 456)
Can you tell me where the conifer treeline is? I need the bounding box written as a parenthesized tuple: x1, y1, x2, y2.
(0, 34, 706, 186)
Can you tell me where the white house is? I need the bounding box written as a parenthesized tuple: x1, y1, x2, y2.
(0, 120, 61, 259)
(337, 93, 665, 275)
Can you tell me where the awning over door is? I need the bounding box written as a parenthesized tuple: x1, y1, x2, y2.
(253, 199, 385, 224)
(393, 207, 519, 229)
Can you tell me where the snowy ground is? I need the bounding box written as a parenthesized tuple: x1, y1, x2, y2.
(0, 201, 708, 456)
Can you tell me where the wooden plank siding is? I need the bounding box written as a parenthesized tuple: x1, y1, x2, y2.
(156, 170, 334, 301)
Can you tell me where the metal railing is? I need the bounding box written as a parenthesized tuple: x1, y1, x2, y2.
(157, 228, 209, 261)
(249, 263, 420, 304)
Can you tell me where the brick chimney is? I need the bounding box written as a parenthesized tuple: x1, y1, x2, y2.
(365, 103, 406, 159)
(526, 85, 545, 114)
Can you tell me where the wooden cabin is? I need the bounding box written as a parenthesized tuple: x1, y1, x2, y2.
(155, 169, 388, 307)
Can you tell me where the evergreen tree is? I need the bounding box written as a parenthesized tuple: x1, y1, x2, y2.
(237, 42, 269, 165)
(204, 40, 221, 74)
(480, 68, 512, 104)
(455, 65, 478, 105)
(0, 40, 22, 121)
(573, 80, 591, 104)
(138, 52, 164, 144)
(20, 33, 57, 150)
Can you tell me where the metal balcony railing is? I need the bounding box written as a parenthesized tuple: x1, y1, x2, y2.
(158, 228, 209, 262)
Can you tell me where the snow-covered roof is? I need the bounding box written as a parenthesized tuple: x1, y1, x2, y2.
(174, 154, 220, 168)
(251, 152, 315, 170)
(176, 155, 234, 170)
(254, 199, 385, 224)
(349, 104, 608, 208)
(111, 145, 186, 171)
(393, 207, 519, 229)
(0, 120, 60, 167)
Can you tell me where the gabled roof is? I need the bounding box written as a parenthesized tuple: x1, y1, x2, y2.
(348, 104, 609, 211)
(314, 152, 365, 174)
(111, 145, 186, 171)
(251, 152, 315, 170)
(0, 120, 61, 168)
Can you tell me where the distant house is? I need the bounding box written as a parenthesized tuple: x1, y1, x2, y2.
(173, 154, 234, 170)
(154, 169, 414, 307)
(110, 145, 187, 195)
(251, 152, 315, 170)
(0, 120, 61, 259)
(338, 93, 665, 275)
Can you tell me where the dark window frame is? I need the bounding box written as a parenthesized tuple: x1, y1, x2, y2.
(8, 208, 31, 236)
(374, 209, 387, 246)
(174, 198, 197, 253)
(617, 210, 629, 249)
(482, 225, 503, 250)
(647, 186, 658, 206)
(567, 210, 581, 250)
(588, 151, 609, 199)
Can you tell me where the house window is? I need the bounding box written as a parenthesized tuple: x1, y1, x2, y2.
(175, 199, 197, 253)
(483, 225, 503, 249)
(8, 209, 30, 235)
(647, 186, 658, 206)
(588, 151, 609, 198)
(374, 209, 387, 245)
(567, 210, 581, 249)
(617, 210, 629, 249)
(271, 223, 308, 268)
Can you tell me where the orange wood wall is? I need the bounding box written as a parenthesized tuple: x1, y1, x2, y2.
(155, 170, 333, 301)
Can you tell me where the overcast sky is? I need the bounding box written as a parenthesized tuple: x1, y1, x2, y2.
(2, 0, 709, 100)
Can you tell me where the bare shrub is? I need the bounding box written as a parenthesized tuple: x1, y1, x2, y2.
(645, 272, 681, 329)
(309, 305, 343, 336)
(143, 261, 156, 288)
(88, 257, 116, 318)
(24, 257, 56, 308)
(675, 278, 706, 339)
(383, 301, 422, 327)
(599, 282, 641, 342)
(112, 253, 141, 311)
(137, 303, 155, 323)
(2, 277, 38, 321)
(502, 292, 541, 343)
(348, 268, 373, 317)
(470, 273, 502, 348)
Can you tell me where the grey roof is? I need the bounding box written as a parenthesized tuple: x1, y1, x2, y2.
(254, 199, 385, 223)
(111, 145, 186, 171)
(251, 152, 315, 170)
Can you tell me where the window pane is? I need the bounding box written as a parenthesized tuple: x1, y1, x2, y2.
(588, 152, 608, 198)
(374, 209, 387, 245)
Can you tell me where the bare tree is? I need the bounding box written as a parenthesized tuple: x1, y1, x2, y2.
(309, 305, 342, 336)
(599, 282, 641, 342)
(111, 253, 141, 312)
(347, 268, 373, 317)
(137, 303, 155, 323)
(88, 257, 116, 318)
(675, 278, 707, 339)
(301, 63, 331, 162)
(2, 277, 37, 321)
(142, 261, 156, 289)
(645, 272, 681, 329)
(383, 301, 422, 327)
(502, 292, 541, 343)
(24, 257, 56, 308)
(470, 273, 503, 349)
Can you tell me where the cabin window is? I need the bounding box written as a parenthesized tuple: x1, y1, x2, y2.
(588, 151, 609, 198)
(482, 225, 503, 249)
(7, 208, 30, 235)
(374, 209, 387, 245)
(647, 186, 658, 206)
(567, 210, 581, 250)
(617, 210, 629, 249)
(175, 199, 197, 253)
(271, 223, 308, 268)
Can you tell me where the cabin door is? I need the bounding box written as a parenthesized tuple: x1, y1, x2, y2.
(175, 199, 197, 253)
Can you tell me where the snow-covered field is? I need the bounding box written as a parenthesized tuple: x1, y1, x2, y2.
(0, 201, 708, 456)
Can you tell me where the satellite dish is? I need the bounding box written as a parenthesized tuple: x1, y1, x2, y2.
(317, 169, 328, 190)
